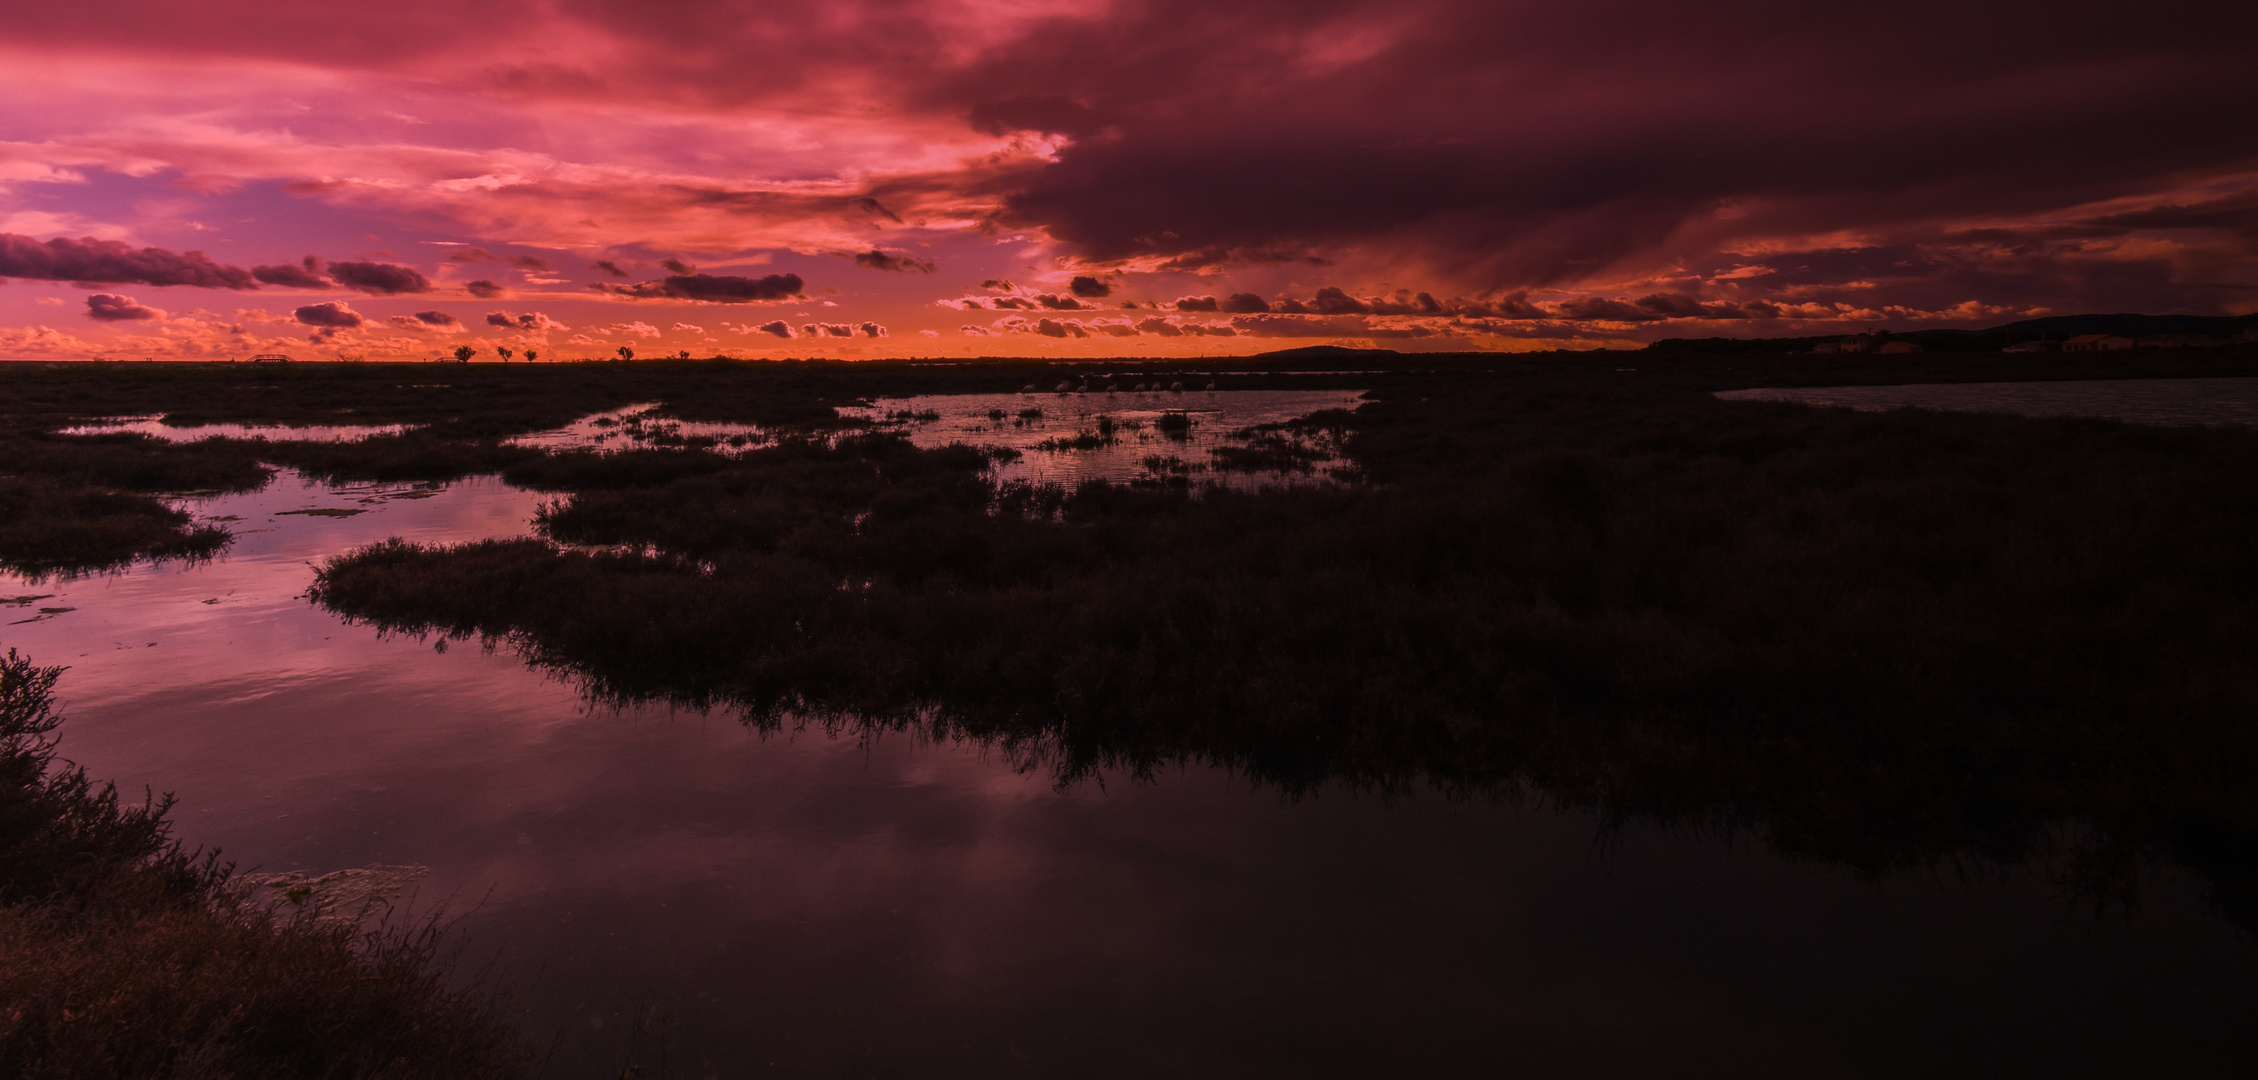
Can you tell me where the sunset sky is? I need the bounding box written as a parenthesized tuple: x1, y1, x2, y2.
(2, 0, 2253, 360)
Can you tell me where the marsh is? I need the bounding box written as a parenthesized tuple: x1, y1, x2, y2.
(5, 352, 2258, 1076)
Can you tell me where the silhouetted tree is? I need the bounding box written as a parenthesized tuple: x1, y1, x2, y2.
(523, 349, 539, 363)
(495, 346, 514, 362)
(617, 346, 634, 362)
(451, 345, 475, 363)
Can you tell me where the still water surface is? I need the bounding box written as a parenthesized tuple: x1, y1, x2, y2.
(504, 389, 1367, 486)
(842, 389, 1365, 485)
(58, 417, 418, 442)
(1715, 376, 2258, 427)
(6, 423, 2258, 1075)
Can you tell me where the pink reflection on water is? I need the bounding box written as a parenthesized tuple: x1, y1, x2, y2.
(3, 470, 546, 705)
(4, 444, 2256, 1074)
(505, 402, 768, 452)
(59, 417, 418, 442)
(841, 388, 1367, 486)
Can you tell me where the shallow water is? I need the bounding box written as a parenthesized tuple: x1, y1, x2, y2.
(59, 416, 418, 442)
(505, 403, 770, 452)
(842, 388, 1366, 485)
(504, 390, 1369, 486)
(6, 436, 2258, 1075)
(1715, 376, 2258, 428)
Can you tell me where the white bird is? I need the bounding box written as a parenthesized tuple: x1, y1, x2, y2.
(1205, 381, 1217, 391)
(1023, 383, 1036, 392)
(1170, 381, 1184, 392)
(1106, 383, 1120, 392)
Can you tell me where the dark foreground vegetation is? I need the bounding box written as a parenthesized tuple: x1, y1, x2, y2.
(0, 649, 532, 1078)
(7, 351, 2258, 936)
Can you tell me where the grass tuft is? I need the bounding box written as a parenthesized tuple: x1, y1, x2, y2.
(0, 649, 534, 1078)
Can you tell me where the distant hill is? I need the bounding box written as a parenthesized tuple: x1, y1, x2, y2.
(1982, 313, 2258, 338)
(1650, 312, 2258, 354)
(1253, 345, 1403, 358)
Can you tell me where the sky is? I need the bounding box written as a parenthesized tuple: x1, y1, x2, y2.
(0, 0, 2253, 360)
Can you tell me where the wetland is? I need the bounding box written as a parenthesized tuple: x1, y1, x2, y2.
(5, 351, 2258, 1076)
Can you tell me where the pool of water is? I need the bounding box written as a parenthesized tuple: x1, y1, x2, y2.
(59, 417, 418, 442)
(842, 389, 1367, 486)
(504, 391, 1369, 487)
(505, 403, 771, 452)
(7, 413, 2258, 1076)
(1715, 377, 2258, 428)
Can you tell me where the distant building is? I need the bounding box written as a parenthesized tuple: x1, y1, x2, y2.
(2061, 334, 2134, 352)
(1878, 340, 1922, 354)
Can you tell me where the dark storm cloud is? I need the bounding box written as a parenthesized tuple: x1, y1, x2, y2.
(752, 319, 794, 337)
(293, 300, 364, 328)
(1229, 314, 1435, 339)
(19, 0, 2257, 320)
(0, 233, 255, 289)
(925, 0, 2258, 310)
(465, 280, 505, 298)
(661, 258, 696, 274)
(390, 310, 461, 330)
(1150, 247, 1332, 274)
(968, 96, 1101, 137)
(485, 310, 563, 331)
(979, 280, 1015, 291)
(853, 249, 937, 273)
(84, 293, 163, 321)
(1173, 295, 1219, 311)
(599, 273, 804, 302)
(1036, 294, 1085, 310)
(509, 255, 551, 271)
(803, 322, 854, 337)
(592, 259, 630, 277)
(252, 255, 330, 289)
(1068, 275, 1110, 298)
(858, 321, 887, 337)
(851, 196, 902, 224)
(327, 260, 431, 295)
(2086, 190, 2258, 236)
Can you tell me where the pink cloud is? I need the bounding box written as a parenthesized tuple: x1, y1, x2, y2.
(84, 293, 164, 321)
(0, 0, 2250, 354)
(0, 233, 253, 288)
(293, 300, 363, 328)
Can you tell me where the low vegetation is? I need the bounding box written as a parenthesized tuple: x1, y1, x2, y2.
(8, 352, 2258, 936)
(290, 354, 2258, 931)
(0, 649, 534, 1078)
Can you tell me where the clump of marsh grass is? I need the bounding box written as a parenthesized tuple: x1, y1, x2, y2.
(0, 477, 232, 582)
(0, 649, 534, 1079)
